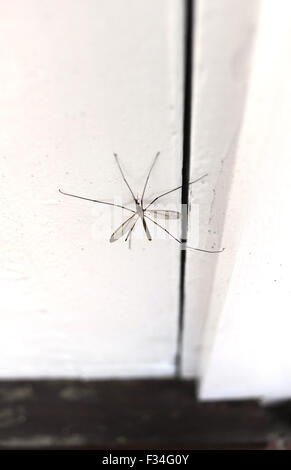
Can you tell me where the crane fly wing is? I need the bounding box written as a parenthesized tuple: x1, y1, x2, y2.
(145, 209, 180, 220)
(110, 213, 138, 243)
(142, 217, 152, 241)
(125, 218, 138, 242)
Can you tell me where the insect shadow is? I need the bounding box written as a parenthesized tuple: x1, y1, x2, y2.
(59, 152, 224, 253)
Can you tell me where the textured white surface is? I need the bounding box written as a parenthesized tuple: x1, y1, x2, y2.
(182, 0, 260, 377)
(199, 0, 291, 401)
(0, 0, 184, 377)
(181, 0, 291, 400)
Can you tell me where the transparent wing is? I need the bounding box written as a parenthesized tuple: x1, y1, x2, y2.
(125, 218, 138, 242)
(110, 213, 138, 243)
(145, 209, 180, 220)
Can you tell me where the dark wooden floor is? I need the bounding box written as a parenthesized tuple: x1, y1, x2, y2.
(0, 379, 290, 449)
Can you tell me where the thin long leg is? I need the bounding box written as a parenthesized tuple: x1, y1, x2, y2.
(114, 153, 137, 203)
(128, 230, 132, 250)
(59, 189, 135, 213)
(145, 173, 208, 210)
(141, 151, 160, 207)
(145, 215, 224, 253)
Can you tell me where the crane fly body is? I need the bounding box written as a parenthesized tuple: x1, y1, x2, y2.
(59, 152, 224, 253)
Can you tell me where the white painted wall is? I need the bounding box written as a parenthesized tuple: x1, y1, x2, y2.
(3, 0, 289, 399)
(182, 0, 260, 377)
(184, 0, 291, 401)
(0, 0, 184, 377)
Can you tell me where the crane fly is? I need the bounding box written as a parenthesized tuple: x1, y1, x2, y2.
(59, 152, 224, 253)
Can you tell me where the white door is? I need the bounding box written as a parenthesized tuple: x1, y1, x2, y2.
(183, 0, 291, 402)
(0, 0, 184, 378)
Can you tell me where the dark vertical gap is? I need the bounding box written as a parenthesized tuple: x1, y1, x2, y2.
(175, 0, 194, 378)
